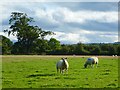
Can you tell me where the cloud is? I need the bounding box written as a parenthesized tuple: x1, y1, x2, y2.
(1, 28, 118, 44)
(60, 9, 118, 24)
(66, 21, 118, 32)
(0, 0, 119, 3)
(85, 31, 118, 43)
(45, 31, 90, 44)
(0, 32, 17, 42)
(35, 7, 118, 24)
(34, 7, 118, 33)
(1, 2, 118, 26)
(56, 2, 118, 11)
(0, 2, 118, 44)
(35, 8, 60, 26)
(45, 29, 118, 44)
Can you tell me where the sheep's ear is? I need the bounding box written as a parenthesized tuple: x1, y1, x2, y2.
(61, 58, 64, 60)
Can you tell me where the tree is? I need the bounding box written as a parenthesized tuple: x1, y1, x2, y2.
(74, 43, 83, 55)
(74, 43, 89, 55)
(48, 38, 61, 51)
(59, 45, 70, 55)
(4, 12, 53, 54)
(90, 45, 101, 55)
(117, 45, 120, 56)
(108, 45, 117, 55)
(2, 35, 13, 54)
(34, 39, 49, 55)
(0, 35, 2, 55)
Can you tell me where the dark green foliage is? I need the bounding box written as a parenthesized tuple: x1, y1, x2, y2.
(2, 35, 13, 54)
(90, 45, 101, 55)
(48, 38, 61, 51)
(117, 45, 120, 56)
(0, 35, 2, 54)
(2, 35, 120, 55)
(35, 39, 49, 55)
(4, 12, 53, 54)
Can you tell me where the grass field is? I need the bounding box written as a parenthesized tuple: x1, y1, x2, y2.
(2, 55, 118, 88)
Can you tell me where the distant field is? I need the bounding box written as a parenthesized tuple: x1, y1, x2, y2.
(2, 55, 118, 88)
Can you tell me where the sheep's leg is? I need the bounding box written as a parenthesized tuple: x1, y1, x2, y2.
(64, 69, 67, 74)
(89, 65, 92, 68)
(60, 69, 61, 73)
(57, 68, 59, 73)
(62, 70, 64, 74)
(61, 69, 64, 74)
(87, 65, 89, 68)
(92, 64, 94, 68)
(60, 68, 62, 73)
(65, 69, 67, 73)
(65, 68, 68, 74)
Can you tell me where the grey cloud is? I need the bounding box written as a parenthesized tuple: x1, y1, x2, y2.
(1, 2, 118, 44)
(85, 34, 117, 43)
(55, 2, 118, 11)
(65, 21, 118, 32)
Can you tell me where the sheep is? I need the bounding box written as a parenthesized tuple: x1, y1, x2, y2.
(56, 58, 69, 73)
(84, 57, 98, 68)
(112, 55, 115, 57)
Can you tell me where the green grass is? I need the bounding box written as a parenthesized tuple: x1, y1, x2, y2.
(2, 55, 118, 88)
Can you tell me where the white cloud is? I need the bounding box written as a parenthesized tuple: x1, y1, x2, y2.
(76, 10, 117, 23)
(86, 31, 118, 43)
(0, 2, 118, 44)
(55, 32, 89, 44)
(45, 29, 118, 44)
(0, 32, 17, 41)
(0, 29, 118, 44)
(45, 31, 90, 44)
(35, 7, 118, 24)
(1, 4, 12, 21)
(1, 2, 118, 26)
(35, 8, 59, 24)
(99, 33, 118, 42)
(0, 30, 90, 44)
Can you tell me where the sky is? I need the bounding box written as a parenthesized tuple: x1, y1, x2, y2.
(0, 1, 119, 44)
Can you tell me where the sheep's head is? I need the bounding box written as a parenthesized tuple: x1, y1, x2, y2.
(62, 58, 68, 68)
(61, 58, 67, 61)
(62, 58, 66, 64)
(65, 57, 67, 59)
(84, 63, 87, 68)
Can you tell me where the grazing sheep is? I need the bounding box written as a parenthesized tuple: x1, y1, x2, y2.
(56, 58, 69, 73)
(112, 55, 115, 57)
(84, 57, 98, 68)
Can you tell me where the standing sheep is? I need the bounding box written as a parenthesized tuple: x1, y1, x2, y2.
(56, 58, 69, 73)
(84, 57, 98, 68)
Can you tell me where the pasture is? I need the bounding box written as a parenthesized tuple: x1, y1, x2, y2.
(2, 55, 118, 88)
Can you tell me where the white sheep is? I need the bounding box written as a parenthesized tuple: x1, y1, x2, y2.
(112, 55, 115, 57)
(56, 58, 69, 73)
(84, 57, 98, 68)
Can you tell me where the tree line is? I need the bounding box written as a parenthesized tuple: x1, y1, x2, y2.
(1, 35, 120, 55)
(1, 12, 120, 55)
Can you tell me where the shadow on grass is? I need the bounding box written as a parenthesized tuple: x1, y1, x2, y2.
(101, 72, 110, 75)
(26, 73, 56, 78)
(63, 77, 76, 80)
(104, 69, 111, 72)
(107, 83, 116, 86)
